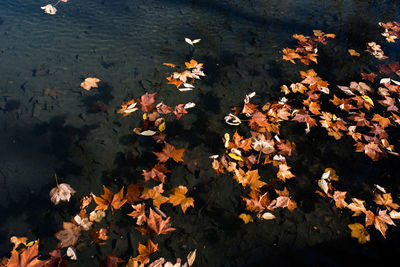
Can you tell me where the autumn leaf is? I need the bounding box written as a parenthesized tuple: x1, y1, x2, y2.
(333, 191, 348, 208)
(7, 241, 43, 267)
(126, 184, 144, 205)
(153, 142, 185, 163)
(147, 208, 176, 235)
(55, 222, 81, 248)
(276, 164, 295, 182)
(162, 62, 176, 68)
(374, 193, 400, 210)
(347, 198, 366, 216)
(374, 210, 396, 238)
(80, 77, 100, 91)
(138, 92, 157, 112)
(128, 203, 147, 225)
(361, 72, 377, 83)
(41, 4, 57, 15)
(92, 186, 127, 211)
(348, 223, 370, 244)
(140, 184, 169, 208)
(142, 163, 170, 184)
(90, 228, 109, 245)
(49, 183, 76, 205)
(134, 239, 158, 265)
(348, 49, 360, 56)
(268, 188, 297, 211)
(43, 249, 68, 267)
(100, 255, 124, 267)
(168, 186, 195, 213)
(239, 213, 254, 224)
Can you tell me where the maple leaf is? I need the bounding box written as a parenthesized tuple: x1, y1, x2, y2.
(117, 99, 138, 116)
(371, 114, 392, 128)
(153, 142, 185, 163)
(92, 186, 127, 211)
(140, 184, 169, 208)
(43, 249, 68, 267)
(249, 111, 269, 130)
(168, 186, 195, 213)
(268, 188, 297, 211)
(128, 203, 147, 225)
(332, 191, 348, 208)
(277, 164, 295, 182)
(138, 92, 157, 112)
(90, 228, 109, 245)
(55, 222, 81, 248)
(134, 240, 158, 265)
(126, 184, 144, 205)
(232, 131, 252, 151)
(374, 193, 400, 210)
(7, 241, 43, 267)
(80, 77, 100, 91)
(348, 223, 370, 244)
(243, 169, 267, 191)
(100, 255, 124, 267)
(374, 210, 396, 238)
(361, 72, 377, 83)
(147, 208, 176, 235)
(142, 163, 170, 184)
(347, 198, 366, 216)
(49, 183, 76, 205)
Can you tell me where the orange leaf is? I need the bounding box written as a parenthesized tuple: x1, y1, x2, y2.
(80, 77, 100, 91)
(140, 184, 169, 208)
(153, 143, 185, 163)
(348, 49, 360, 56)
(147, 208, 176, 235)
(92, 186, 127, 211)
(276, 164, 295, 182)
(134, 239, 158, 265)
(168, 186, 195, 213)
(7, 240, 43, 267)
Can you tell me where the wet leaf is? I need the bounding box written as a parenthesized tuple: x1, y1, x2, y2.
(168, 186, 195, 213)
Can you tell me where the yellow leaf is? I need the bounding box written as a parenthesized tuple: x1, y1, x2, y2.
(361, 95, 374, 106)
(143, 113, 148, 120)
(158, 122, 166, 132)
(228, 153, 243, 161)
(239, 213, 253, 224)
(348, 223, 370, 244)
(348, 49, 360, 56)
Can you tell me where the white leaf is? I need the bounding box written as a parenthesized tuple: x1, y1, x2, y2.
(380, 78, 392, 84)
(138, 130, 157, 136)
(224, 113, 241, 125)
(67, 247, 77, 260)
(178, 87, 193, 92)
(183, 83, 195, 88)
(320, 87, 329, 94)
(41, 4, 57, 15)
(184, 102, 196, 109)
(374, 184, 386, 193)
(185, 38, 201, 46)
(318, 178, 329, 194)
(261, 212, 276, 220)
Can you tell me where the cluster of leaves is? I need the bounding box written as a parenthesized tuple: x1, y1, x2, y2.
(280, 26, 400, 161)
(117, 92, 195, 136)
(280, 68, 400, 160)
(282, 30, 335, 65)
(212, 93, 297, 223)
(163, 59, 205, 92)
(379, 21, 400, 43)
(316, 168, 400, 243)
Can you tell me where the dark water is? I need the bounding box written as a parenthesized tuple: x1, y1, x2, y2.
(1, 0, 400, 266)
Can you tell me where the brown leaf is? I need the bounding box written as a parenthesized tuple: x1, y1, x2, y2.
(147, 208, 176, 235)
(128, 203, 147, 225)
(374, 209, 396, 238)
(55, 222, 81, 248)
(153, 143, 185, 163)
(49, 183, 76, 205)
(138, 92, 157, 112)
(126, 184, 144, 205)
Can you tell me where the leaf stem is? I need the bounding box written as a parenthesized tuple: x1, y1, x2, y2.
(54, 173, 59, 187)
